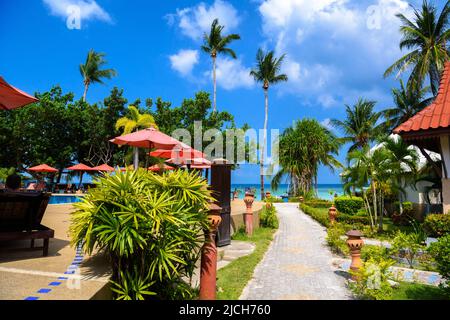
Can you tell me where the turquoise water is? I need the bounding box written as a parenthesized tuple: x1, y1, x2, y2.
(49, 195, 82, 204)
(231, 184, 344, 201)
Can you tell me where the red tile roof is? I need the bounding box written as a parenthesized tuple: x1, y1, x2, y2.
(394, 61, 450, 134)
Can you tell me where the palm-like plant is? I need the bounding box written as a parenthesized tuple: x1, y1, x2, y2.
(79, 49, 117, 101)
(250, 48, 288, 200)
(331, 98, 382, 153)
(272, 119, 342, 197)
(380, 80, 432, 131)
(384, 0, 450, 96)
(115, 106, 157, 169)
(201, 18, 241, 112)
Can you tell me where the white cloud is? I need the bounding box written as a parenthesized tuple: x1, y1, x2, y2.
(320, 118, 333, 130)
(42, 0, 111, 24)
(258, 0, 414, 107)
(209, 57, 254, 90)
(169, 49, 199, 76)
(168, 0, 240, 40)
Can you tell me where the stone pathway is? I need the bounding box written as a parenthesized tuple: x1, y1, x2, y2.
(240, 203, 352, 300)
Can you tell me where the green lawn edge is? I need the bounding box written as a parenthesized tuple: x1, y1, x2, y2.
(216, 227, 277, 300)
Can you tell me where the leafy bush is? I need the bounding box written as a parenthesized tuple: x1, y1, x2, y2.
(300, 204, 330, 227)
(266, 196, 283, 203)
(0, 167, 16, 183)
(288, 197, 302, 203)
(391, 231, 426, 268)
(260, 203, 279, 229)
(423, 214, 450, 238)
(70, 169, 212, 300)
(334, 196, 364, 215)
(326, 224, 349, 256)
(349, 257, 395, 300)
(428, 234, 450, 284)
(303, 199, 332, 208)
(337, 213, 370, 225)
(392, 202, 416, 226)
(361, 245, 391, 262)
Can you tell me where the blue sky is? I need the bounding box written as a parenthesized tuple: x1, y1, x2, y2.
(0, 0, 432, 184)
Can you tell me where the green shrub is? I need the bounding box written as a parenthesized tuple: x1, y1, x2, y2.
(423, 214, 450, 237)
(70, 169, 212, 300)
(391, 231, 426, 268)
(349, 257, 395, 300)
(334, 196, 364, 215)
(299, 204, 330, 227)
(265, 196, 283, 203)
(260, 204, 279, 229)
(337, 213, 370, 225)
(361, 245, 391, 262)
(288, 197, 302, 202)
(326, 224, 349, 256)
(304, 199, 332, 208)
(428, 234, 450, 284)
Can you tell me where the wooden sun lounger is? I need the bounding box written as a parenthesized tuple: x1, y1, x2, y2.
(0, 191, 54, 256)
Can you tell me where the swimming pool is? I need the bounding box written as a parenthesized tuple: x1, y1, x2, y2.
(49, 195, 83, 204)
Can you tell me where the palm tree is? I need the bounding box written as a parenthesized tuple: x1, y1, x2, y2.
(201, 19, 241, 112)
(380, 80, 433, 131)
(271, 119, 342, 197)
(331, 98, 382, 153)
(382, 136, 418, 216)
(384, 0, 450, 96)
(250, 49, 288, 200)
(79, 49, 117, 101)
(115, 106, 157, 169)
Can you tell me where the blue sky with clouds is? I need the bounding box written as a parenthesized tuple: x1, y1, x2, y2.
(0, 0, 435, 184)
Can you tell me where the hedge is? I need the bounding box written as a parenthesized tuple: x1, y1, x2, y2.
(337, 213, 370, 225)
(334, 196, 364, 215)
(303, 199, 332, 208)
(299, 203, 330, 227)
(423, 214, 450, 237)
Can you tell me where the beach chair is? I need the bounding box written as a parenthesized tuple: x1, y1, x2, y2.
(0, 191, 54, 256)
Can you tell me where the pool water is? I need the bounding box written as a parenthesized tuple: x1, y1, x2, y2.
(49, 195, 82, 204)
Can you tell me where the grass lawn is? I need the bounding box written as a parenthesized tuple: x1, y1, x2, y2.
(216, 227, 276, 300)
(391, 282, 449, 300)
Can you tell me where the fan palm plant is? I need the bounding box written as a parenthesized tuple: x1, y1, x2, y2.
(331, 98, 382, 154)
(250, 49, 288, 200)
(384, 0, 450, 96)
(79, 49, 117, 101)
(115, 106, 157, 169)
(201, 18, 241, 112)
(380, 80, 432, 131)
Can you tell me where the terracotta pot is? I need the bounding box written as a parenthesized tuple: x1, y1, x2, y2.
(243, 193, 255, 236)
(328, 205, 337, 224)
(299, 196, 304, 203)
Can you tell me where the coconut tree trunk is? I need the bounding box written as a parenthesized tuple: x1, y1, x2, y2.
(260, 88, 269, 200)
(83, 83, 89, 102)
(213, 56, 217, 113)
(133, 147, 139, 170)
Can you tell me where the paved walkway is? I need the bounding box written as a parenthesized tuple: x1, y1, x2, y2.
(240, 203, 352, 300)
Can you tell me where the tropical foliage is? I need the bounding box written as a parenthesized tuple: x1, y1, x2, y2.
(202, 19, 241, 112)
(272, 119, 341, 197)
(70, 169, 212, 300)
(79, 49, 117, 101)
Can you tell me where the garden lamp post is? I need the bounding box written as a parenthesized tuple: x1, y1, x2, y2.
(199, 203, 222, 300)
(328, 204, 337, 225)
(243, 191, 255, 236)
(346, 230, 364, 280)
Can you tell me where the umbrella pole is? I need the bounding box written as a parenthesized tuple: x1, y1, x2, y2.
(133, 147, 139, 170)
(79, 172, 84, 190)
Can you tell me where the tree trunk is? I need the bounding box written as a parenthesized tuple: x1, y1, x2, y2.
(133, 147, 139, 170)
(213, 56, 217, 113)
(83, 83, 89, 102)
(372, 181, 378, 231)
(260, 88, 269, 200)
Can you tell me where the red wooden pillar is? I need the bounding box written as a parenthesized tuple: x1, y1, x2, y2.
(199, 203, 222, 300)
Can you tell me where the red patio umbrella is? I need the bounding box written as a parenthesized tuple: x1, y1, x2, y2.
(28, 164, 58, 173)
(110, 127, 181, 169)
(66, 163, 96, 189)
(148, 164, 175, 172)
(92, 164, 115, 172)
(0, 76, 39, 110)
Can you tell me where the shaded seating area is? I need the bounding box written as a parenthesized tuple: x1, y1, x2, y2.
(0, 191, 54, 256)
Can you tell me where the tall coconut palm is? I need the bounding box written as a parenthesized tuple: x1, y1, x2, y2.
(331, 98, 382, 154)
(250, 49, 288, 200)
(380, 80, 433, 131)
(384, 0, 450, 96)
(115, 106, 157, 169)
(79, 49, 117, 101)
(201, 19, 241, 112)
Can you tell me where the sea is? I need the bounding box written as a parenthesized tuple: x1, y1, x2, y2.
(231, 184, 345, 201)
